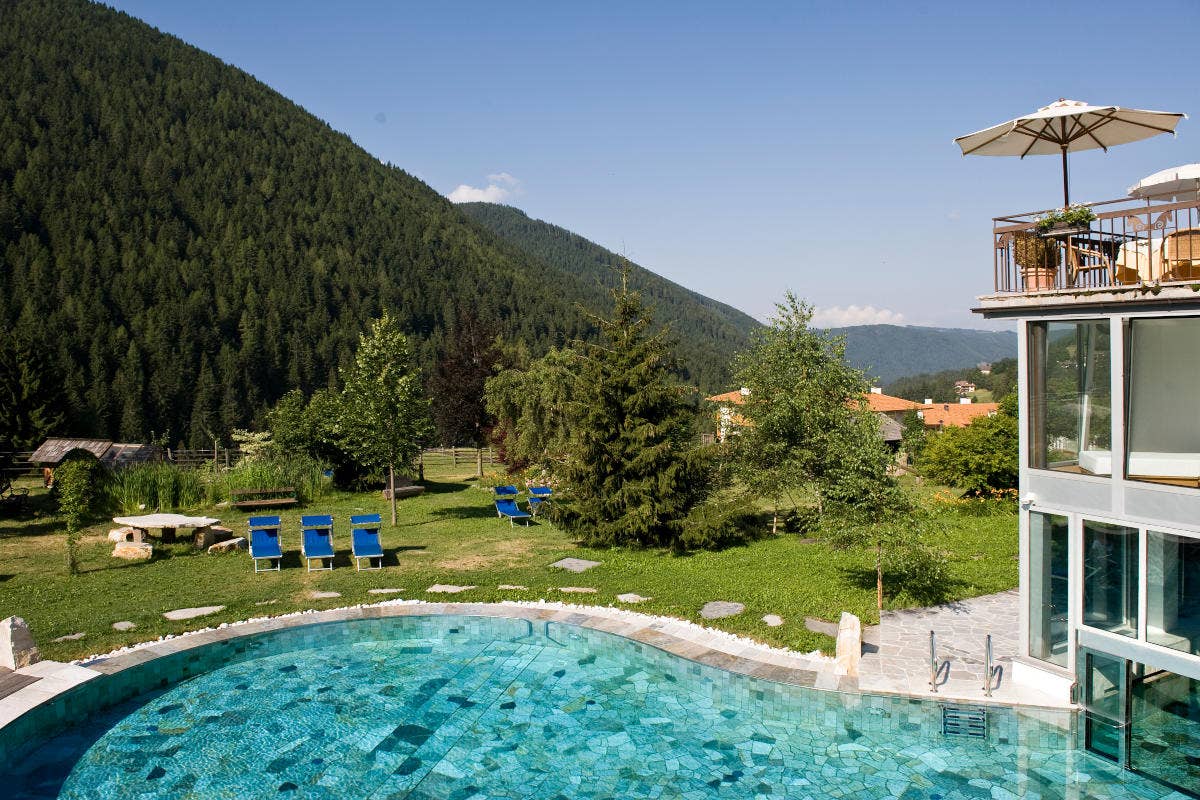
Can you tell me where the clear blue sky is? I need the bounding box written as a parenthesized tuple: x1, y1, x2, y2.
(109, 0, 1198, 329)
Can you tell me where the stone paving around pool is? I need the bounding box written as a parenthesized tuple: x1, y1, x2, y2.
(857, 589, 1066, 707)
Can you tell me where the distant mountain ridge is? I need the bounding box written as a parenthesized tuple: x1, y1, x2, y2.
(827, 325, 1017, 385)
(458, 203, 761, 391)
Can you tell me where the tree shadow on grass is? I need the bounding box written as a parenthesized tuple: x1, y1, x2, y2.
(426, 505, 506, 522)
(837, 566, 965, 608)
(0, 517, 62, 539)
(417, 480, 470, 495)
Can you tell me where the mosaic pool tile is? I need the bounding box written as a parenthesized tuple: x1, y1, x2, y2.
(0, 615, 1185, 798)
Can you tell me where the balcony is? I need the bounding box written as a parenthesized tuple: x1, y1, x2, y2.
(983, 196, 1200, 310)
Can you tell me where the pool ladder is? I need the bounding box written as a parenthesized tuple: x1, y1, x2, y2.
(929, 631, 1001, 697)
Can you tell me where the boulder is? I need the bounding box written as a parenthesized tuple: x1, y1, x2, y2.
(834, 612, 862, 678)
(0, 616, 41, 669)
(194, 525, 234, 549)
(207, 536, 246, 554)
(112, 541, 153, 560)
(107, 526, 145, 543)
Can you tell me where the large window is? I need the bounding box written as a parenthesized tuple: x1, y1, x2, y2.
(1083, 521, 1139, 638)
(1131, 665, 1200, 796)
(1126, 317, 1200, 489)
(1028, 320, 1111, 474)
(1146, 530, 1200, 656)
(1029, 512, 1069, 666)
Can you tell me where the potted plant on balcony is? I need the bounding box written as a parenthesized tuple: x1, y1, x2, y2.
(1035, 204, 1097, 236)
(1013, 230, 1059, 291)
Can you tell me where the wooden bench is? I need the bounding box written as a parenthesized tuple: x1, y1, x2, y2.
(231, 487, 298, 510)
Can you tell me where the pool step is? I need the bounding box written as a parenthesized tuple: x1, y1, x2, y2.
(941, 704, 987, 739)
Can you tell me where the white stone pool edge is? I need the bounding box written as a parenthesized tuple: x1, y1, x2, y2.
(0, 599, 1071, 737)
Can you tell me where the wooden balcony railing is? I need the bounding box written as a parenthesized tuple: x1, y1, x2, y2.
(991, 197, 1200, 295)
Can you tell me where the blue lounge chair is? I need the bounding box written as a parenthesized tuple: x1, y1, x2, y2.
(248, 515, 283, 573)
(494, 485, 519, 498)
(527, 486, 552, 516)
(350, 513, 384, 571)
(495, 497, 531, 526)
(301, 514, 335, 572)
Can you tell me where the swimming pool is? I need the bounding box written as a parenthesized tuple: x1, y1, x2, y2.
(1, 614, 1176, 798)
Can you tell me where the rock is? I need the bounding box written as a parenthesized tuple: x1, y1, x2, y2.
(700, 601, 745, 620)
(367, 588, 405, 595)
(0, 616, 41, 669)
(112, 621, 136, 631)
(207, 536, 246, 554)
(549, 558, 602, 573)
(194, 525, 234, 549)
(498, 585, 528, 591)
(558, 587, 597, 594)
(112, 541, 153, 560)
(254, 600, 278, 606)
(52, 632, 86, 643)
(107, 526, 145, 543)
(616, 593, 651, 604)
(762, 614, 785, 627)
(163, 605, 225, 621)
(834, 612, 862, 678)
(426, 584, 476, 594)
(307, 591, 341, 600)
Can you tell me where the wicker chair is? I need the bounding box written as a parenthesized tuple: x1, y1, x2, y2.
(1066, 244, 1112, 287)
(1163, 229, 1200, 281)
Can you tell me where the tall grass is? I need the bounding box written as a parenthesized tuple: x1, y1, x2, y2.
(215, 455, 328, 504)
(103, 463, 206, 514)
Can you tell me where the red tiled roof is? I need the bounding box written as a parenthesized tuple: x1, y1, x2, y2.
(865, 393, 923, 413)
(706, 390, 746, 405)
(920, 402, 999, 428)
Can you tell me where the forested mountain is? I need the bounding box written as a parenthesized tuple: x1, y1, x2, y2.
(458, 203, 760, 390)
(0, 0, 750, 448)
(828, 325, 1017, 385)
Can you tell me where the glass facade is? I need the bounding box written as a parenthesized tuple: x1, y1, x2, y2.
(1126, 317, 1200, 489)
(1029, 512, 1069, 666)
(1028, 320, 1111, 473)
(1083, 521, 1139, 638)
(1082, 649, 1127, 763)
(1146, 530, 1200, 656)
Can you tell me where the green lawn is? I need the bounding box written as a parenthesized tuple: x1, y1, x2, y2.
(0, 470, 1017, 663)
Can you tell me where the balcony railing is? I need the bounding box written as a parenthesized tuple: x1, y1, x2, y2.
(991, 197, 1200, 295)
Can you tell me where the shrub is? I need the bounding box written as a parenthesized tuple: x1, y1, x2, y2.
(56, 458, 101, 575)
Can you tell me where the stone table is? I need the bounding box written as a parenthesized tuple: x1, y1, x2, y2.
(112, 513, 220, 544)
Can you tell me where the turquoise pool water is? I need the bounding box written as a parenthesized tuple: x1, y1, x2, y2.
(1, 615, 1178, 798)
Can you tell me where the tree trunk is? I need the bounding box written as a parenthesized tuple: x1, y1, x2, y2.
(875, 542, 884, 612)
(772, 504, 778, 535)
(389, 464, 397, 527)
(476, 447, 483, 479)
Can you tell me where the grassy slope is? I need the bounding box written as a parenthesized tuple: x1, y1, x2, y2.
(0, 471, 1016, 663)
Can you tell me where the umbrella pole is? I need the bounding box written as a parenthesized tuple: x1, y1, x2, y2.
(1061, 146, 1070, 207)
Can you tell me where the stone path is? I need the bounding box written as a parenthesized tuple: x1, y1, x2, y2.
(699, 601, 744, 620)
(426, 585, 475, 594)
(112, 621, 136, 631)
(549, 558, 601, 573)
(367, 588, 404, 595)
(617, 593, 650, 604)
(558, 587, 596, 594)
(162, 606, 224, 621)
(307, 591, 341, 600)
(856, 589, 1057, 704)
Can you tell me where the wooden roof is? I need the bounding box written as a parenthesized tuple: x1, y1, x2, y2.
(29, 438, 112, 465)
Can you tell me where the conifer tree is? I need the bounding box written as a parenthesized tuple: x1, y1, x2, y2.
(556, 272, 706, 548)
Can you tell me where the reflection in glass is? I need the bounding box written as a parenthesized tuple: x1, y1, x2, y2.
(1029, 512, 1069, 666)
(1083, 521, 1139, 638)
(1127, 318, 1200, 488)
(1083, 649, 1126, 763)
(1028, 320, 1111, 473)
(1147, 530, 1200, 655)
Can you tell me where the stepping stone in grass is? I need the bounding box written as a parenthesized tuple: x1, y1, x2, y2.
(762, 614, 784, 627)
(549, 558, 602, 573)
(617, 593, 651, 604)
(498, 585, 529, 590)
(558, 587, 597, 594)
(699, 601, 745, 620)
(308, 591, 341, 600)
(804, 617, 839, 637)
(163, 605, 225, 621)
(367, 588, 404, 595)
(112, 621, 137, 631)
(426, 584, 476, 594)
(254, 600, 278, 606)
(52, 632, 86, 642)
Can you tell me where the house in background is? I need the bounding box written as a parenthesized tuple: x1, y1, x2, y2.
(30, 438, 160, 486)
(954, 379, 977, 396)
(978, 362, 993, 375)
(977, 178, 1200, 793)
(918, 399, 998, 430)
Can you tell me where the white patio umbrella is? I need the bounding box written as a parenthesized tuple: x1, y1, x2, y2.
(1128, 163, 1200, 202)
(955, 99, 1186, 207)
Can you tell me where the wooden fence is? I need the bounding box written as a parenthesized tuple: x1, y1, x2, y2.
(419, 447, 500, 473)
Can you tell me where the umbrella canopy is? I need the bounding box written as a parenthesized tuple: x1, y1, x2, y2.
(955, 99, 1186, 206)
(1128, 163, 1200, 202)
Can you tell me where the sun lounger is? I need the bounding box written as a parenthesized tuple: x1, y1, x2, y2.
(494, 485, 519, 497)
(301, 514, 335, 572)
(350, 513, 384, 571)
(495, 497, 531, 526)
(248, 515, 283, 573)
(527, 486, 552, 516)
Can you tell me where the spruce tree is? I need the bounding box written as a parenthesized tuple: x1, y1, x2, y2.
(556, 273, 705, 548)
